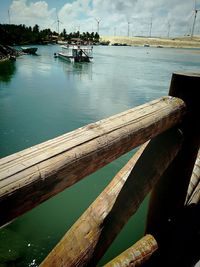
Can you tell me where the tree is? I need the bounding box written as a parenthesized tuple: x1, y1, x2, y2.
(61, 28, 67, 39)
(33, 24, 39, 33)
(94, 32, 100, 42)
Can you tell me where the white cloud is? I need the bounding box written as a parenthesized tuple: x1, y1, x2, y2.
(58, 0, 93, 32)
(8, 0, 200, 37)
(10, 0, 55, 29)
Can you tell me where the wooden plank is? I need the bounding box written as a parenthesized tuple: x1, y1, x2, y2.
(146, 72, 200, 238)
(0, 97, 185, 226)
(103, 234, 158, 267)
(40, 127, 183, 267)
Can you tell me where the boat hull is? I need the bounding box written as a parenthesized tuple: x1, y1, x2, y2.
(58, 52, 92, 63)
(21, 47, 38, 54)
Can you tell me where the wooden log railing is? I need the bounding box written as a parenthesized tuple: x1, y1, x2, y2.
(40, 127, 183, 267)
(0, 72, 199, 266)
(0, 96, 185, 227)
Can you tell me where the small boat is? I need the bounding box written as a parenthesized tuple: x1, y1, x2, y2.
(57, 45, 93, 62)
(21, 47, 38, 54)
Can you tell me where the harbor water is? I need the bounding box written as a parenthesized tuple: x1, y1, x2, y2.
(0, 45, 200, 266)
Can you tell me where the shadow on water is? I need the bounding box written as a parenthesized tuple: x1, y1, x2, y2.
(0, 60, 16, 84)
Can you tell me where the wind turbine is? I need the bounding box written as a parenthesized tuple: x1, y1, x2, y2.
(127, 20, 131, 37)
(191, 0, 200, 38)
(167, 22, 171, 38)
(149, 16, 153, 37)
(8, 9, 11, 24)
(52, 11, 63, 35)
(95, 18, 101, 34)
(114, 26, 117, 36)
(56, 16, 62, 35)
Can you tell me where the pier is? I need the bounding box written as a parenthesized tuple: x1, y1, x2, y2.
(0, 72, 199, 266)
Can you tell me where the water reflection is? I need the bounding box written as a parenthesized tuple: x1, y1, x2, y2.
(57, 58, 93, 80)
(0, 60, 16, 84)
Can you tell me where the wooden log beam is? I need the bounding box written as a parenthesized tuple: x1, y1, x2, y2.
(0, 96, 185, 226)
(146, 72, 200, 239)
(40, 127, 183, 267)
(185, 148, 200, 205)
(39, 143, 147, 267)
(103, 234, 158, 267)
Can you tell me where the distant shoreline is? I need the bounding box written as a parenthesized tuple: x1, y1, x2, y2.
(101, 36, 200, 49)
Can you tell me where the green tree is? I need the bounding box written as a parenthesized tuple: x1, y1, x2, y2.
(94, 32, 100, 42)
(33, 24, 39, 33)
(60, 28, 67, 39)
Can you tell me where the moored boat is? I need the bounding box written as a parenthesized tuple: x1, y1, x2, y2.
(57, 45, 93, 62)
(21, 47, 38, 54)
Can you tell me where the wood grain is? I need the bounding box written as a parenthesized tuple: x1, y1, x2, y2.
(40, 127, 183, 267)
(0, 97, 185, 226)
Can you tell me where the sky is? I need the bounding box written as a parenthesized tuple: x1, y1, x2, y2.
(0, 0, 200, 37)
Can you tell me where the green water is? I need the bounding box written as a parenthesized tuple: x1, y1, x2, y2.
(0, 45, 200, 266)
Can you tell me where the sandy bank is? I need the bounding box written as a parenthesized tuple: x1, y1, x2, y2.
(101, 36, 200, 49)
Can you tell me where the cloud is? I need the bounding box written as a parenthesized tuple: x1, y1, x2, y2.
(58, 0, 93, 32)
(8, 0, 200, 37)
(10, 0, 55, 29)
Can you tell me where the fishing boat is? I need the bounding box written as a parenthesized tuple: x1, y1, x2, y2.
(21, 47, 38, 54)
(57, 45, 93, 62)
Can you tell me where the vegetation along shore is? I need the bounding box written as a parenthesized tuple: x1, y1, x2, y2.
(1, 22, 200, 62)
(0, 23, 100, 62)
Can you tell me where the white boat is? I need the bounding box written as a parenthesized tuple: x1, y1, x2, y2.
(57, 45, 93, 62)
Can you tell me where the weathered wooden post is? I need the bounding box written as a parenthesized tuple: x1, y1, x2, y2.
(103, 234, 158, 267)
(185, 148, 200, 205)
(145, 72, 200, 265)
